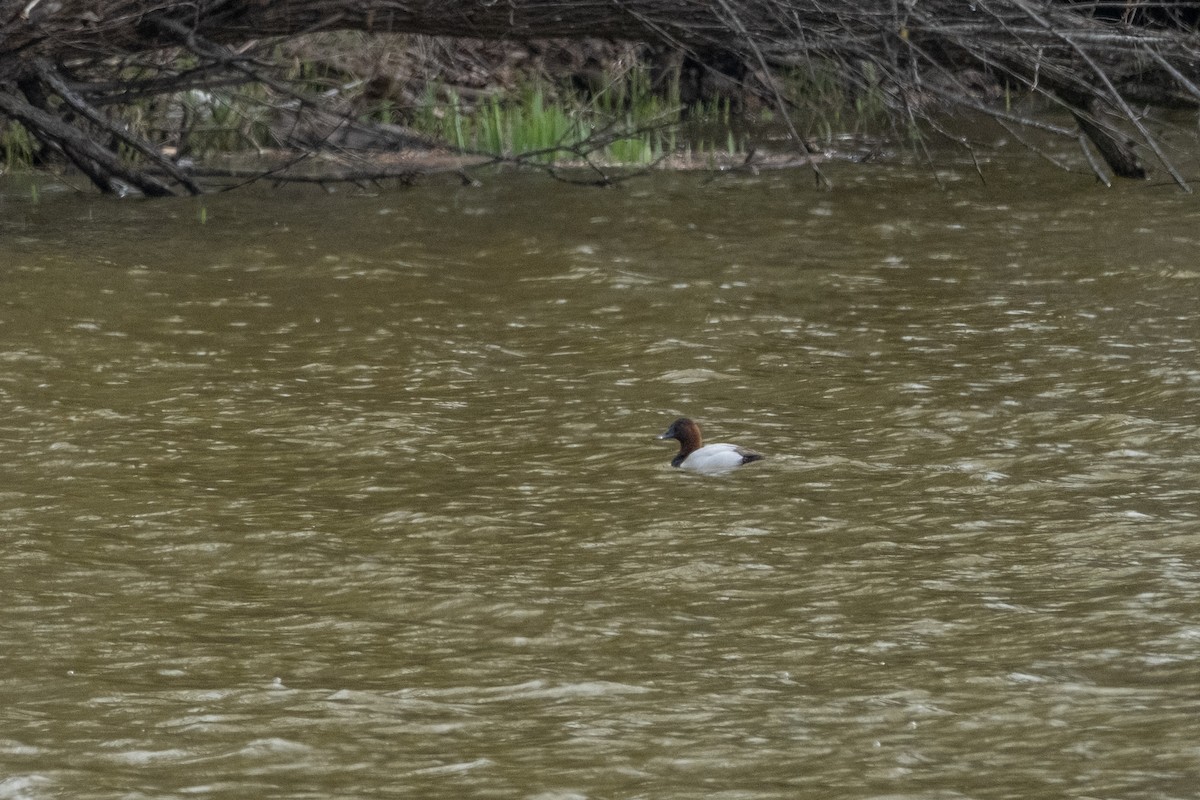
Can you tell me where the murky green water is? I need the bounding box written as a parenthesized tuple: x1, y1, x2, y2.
(3, 162, 1200, 799)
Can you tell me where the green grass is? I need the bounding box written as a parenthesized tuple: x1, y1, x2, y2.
(412, 79, 674, 165)
(2, 121, 35, 171)
(402, 59, 889, 167)
(406, 65, 682, 164)
(479, 87, 583, 158)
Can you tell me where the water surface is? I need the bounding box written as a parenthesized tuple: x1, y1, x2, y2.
(3, 163, 1200, 799)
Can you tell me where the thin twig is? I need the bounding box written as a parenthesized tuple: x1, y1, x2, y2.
(712, 0, 830, 188)
(1077, 133, 1113, 186)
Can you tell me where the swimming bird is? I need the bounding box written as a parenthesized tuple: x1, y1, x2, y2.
(658, 417, 765, 474)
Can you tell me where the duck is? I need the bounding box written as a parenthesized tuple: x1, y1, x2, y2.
(658, 417, 765, 474)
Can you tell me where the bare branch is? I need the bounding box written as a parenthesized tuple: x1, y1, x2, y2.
(6, 1, 1200, 194)
(33, 58, 203, 194)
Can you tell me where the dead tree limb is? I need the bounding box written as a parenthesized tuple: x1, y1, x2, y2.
(3, 1, 1200, 194)
(0, 82, 178, 195)
(31, 58, 204, 193)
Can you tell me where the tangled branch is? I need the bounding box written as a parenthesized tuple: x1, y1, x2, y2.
(2, 0, 1199, 194)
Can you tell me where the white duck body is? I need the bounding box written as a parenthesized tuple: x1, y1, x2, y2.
(676, 442, 764, 474)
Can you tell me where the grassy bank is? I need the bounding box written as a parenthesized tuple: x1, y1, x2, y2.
(0, 36, 889, 176)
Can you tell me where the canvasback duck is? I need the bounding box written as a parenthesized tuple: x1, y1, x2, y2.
(658, 417, 764, 474)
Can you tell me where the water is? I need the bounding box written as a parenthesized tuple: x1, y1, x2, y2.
(3, 162, 1200, 799)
